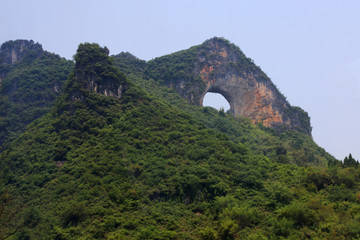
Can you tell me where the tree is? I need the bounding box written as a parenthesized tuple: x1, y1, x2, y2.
(0, 190, 23, 240)
(343, 153, 359, 168)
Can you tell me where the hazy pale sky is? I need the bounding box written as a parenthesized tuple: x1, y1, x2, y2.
(2, 0, 360, 160)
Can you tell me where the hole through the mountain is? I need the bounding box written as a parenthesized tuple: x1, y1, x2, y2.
(203, 92, 230, 111)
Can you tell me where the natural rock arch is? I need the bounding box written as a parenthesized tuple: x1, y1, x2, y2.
(198, 69, 279, 123)
(201, 87, 233, 112)
(146, 37, 312, 135)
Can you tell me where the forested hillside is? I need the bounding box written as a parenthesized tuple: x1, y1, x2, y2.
(0, 40, 73, 148)
(0, 40, 360, 239)
(113, 47, 331, 167)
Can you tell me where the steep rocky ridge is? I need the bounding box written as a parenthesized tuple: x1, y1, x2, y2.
(71, 43, 128, 100)
(0, 39, 43, 65)
(0, 40, 73, 147)
(0, 40, 42, 84)
(146, 37, 311, 135)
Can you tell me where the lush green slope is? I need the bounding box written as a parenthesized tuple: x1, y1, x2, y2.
(1, 42, 360, 240)
(0, 40, 74, 148)
(113, 50, 333, 167)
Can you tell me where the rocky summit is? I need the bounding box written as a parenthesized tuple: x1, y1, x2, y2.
(0, 39, 43, 65)
(72, 43, 129, 100)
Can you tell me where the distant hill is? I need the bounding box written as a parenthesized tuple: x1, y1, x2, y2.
(1, 39, 359, 240)
(0, 40, 73, 148)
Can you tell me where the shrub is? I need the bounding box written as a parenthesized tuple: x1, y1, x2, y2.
(272, 217, 294, 236)
(218, 218, 237, 240)
(220, 205, 259, 229)
(61, 202, 88, 227)
(305, 170, 333, 190)
(199, 227, 218, 240)
(278, 201, 318, 227)
(267, 182, 292, 205)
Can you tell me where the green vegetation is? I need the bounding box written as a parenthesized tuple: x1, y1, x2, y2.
(0, 41, 359, 239)
(139, 37, 311, 134)
(113, 52, 146, 77)
(0, 43, 73, 148)
(343, 154, 359, 168)
(114, 50, 332, 167)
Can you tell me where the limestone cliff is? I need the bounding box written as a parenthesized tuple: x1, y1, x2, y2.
(0, 40, 43, 84)
(0, 39, 73, 148)
(71, 43, 129, 100)
(147, 37, 311, 135)
(0, 40, 43, 65)
(0, 39, 71, 100)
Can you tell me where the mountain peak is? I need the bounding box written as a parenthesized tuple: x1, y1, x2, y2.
(0, 39, 43, 65)
(204, 36, 232, 45)
(147, 38, 311, 134)
(70, 43, 129, 100)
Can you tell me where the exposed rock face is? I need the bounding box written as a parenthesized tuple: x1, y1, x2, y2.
(73, 43, 128, 100)
(0, 39, 74, 148)
(147, 37, 311, 135)
(0, 40, 43, 65)
(0, 40, 43, 85)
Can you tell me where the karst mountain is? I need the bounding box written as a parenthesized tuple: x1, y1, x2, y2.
(0, 38, 358, 239)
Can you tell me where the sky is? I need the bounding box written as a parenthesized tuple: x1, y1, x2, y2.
(1, 0, 360, 160)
